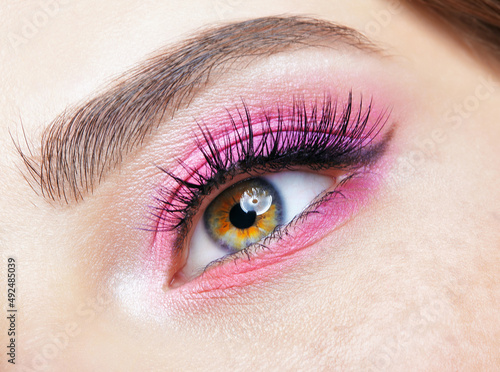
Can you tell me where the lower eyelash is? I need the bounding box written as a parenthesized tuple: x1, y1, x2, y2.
(152, 92, 391, 249)
(198, 171, 360, 274)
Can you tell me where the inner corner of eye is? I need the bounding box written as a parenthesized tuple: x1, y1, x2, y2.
(174, 170, 336, 284)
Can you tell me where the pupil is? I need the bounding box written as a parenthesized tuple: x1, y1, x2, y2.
(229, 203, 257, 229)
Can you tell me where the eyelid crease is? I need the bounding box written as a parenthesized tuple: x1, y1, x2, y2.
(13, 16, 382, 204)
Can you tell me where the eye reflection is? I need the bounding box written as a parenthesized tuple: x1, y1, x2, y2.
(204, 178, 283, 252)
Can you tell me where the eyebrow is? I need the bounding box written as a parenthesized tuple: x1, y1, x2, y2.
(17, 16, 379, 203)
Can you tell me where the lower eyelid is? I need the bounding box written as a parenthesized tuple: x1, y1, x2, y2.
(165, 167, 385, 295)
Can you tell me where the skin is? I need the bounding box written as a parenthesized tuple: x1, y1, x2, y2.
(1, 0, 499, 370)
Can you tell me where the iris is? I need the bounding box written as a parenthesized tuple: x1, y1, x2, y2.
(204, 178, 283, 252)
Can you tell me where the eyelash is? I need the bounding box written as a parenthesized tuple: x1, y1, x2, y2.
(199, 186, 345, 272)
(152, 92, 390, 252)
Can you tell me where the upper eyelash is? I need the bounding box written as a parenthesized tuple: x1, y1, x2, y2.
(151, 92, 390, 247)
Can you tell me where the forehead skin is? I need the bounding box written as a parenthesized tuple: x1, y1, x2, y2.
(1, 0, 500, 371)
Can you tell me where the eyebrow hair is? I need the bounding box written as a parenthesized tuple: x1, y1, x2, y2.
(16, 16, 379, 203)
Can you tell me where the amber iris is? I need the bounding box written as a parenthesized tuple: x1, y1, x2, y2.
(204, 178, 283, 252)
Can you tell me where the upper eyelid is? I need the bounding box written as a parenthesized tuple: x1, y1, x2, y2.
(13, 15, 383, 204)
(153, 95, 391, 242)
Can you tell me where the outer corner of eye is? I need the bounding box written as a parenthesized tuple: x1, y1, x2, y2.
(170, 170, 336, 286)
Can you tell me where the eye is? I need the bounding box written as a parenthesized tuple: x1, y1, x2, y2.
(153, 94, 392, 291)
(179, 171, 335, 281)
